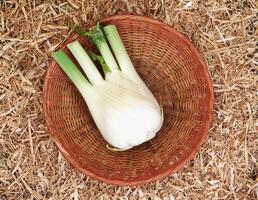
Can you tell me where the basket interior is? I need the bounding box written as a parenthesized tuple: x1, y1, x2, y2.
(44, 16, 213, 185)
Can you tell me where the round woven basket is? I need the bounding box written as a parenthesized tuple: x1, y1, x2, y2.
(43, 15, 214, 186)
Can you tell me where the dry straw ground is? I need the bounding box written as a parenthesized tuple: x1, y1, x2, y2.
(0, 0, 257, 199)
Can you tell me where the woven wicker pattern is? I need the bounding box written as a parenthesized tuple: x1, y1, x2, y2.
(43, 15, 214, 186)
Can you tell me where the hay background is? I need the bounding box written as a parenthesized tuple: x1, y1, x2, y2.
(0, 0, 257, 199)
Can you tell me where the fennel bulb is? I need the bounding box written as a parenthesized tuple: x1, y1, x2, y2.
(52, 24, 163, 150)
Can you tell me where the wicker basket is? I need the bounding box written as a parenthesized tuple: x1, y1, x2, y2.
(43, 15, 214, 186)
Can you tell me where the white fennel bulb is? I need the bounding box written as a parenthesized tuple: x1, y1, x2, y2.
(52, 24, 163, 150)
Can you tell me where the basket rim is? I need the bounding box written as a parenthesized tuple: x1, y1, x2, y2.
(43, 14, 215, 186)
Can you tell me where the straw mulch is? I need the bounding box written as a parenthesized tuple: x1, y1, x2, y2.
(0, 0, 257, 199)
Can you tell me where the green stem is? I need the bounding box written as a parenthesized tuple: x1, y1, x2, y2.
(52, 50, 91, 93)
(103, 25, 137, 80)
(67, 41, 103, 84)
